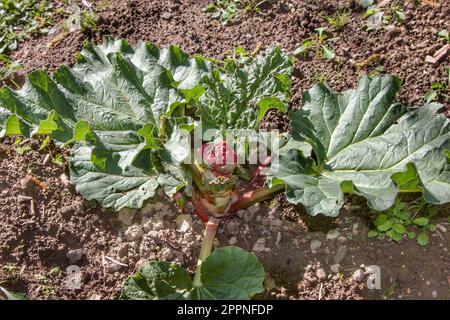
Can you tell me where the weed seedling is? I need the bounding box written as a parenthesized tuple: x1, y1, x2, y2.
(363, 1, 405, 31)
(15, 146, 31, 155)
(293, 27, 337, 60)
(203, 0, 271, 25)
(438, 29, 450, 43)
(424, 67, 449, 104)
(368, 198, 438, 246)
(52, 153, 64, 166)
(2, 264, 25, 285)
(324, 7, 350, 31)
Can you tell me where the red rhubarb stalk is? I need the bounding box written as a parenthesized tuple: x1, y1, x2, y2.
(193, 217, 220, 287)
(230, 184, 285, 212)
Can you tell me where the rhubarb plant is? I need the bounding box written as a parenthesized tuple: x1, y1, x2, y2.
(1, 37, 449, 300)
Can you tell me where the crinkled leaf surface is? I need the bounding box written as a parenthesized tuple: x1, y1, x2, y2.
(191, 47, 293, 131)
(120, 247, 264, 300)
(268, 75, 450, 216)
(0, 37, 209, 211)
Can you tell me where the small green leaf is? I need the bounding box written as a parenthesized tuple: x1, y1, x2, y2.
(427, 206, 438, 217)
(367, 230, 378, 238)
(321, 45, 335, 60)
(416, 233, 429, 246)
(375, 214, 392, 231)
(392, 223, 406, 235)
(438, 29, 449, 42)
(393, 10, 405, 24)
(413, 217, 429, 227)
(374, 214, 388, 226)
(386, 230, 403, 242)
(377, 220, 392, 232)
(364, 8, 377, 18)
(15, 146, 31, 155)
(426, 224, 437, 232)
(407, 231, 416, 239)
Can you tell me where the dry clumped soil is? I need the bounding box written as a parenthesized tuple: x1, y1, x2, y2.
(1, 0, 450, 300)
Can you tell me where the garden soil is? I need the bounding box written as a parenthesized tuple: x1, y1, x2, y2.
(1, 0, 449, 300)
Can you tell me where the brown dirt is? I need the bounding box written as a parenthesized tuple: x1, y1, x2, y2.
(1, 0, 450, 300)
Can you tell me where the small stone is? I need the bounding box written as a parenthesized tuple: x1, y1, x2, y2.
(125, 224, 144, 242)
(89, 294, 102, 300)
(141, 216, 153, 232)
(271, 219, 283, 230)
(59, 173, 71, 187)
(333, 246, 348, 264)
(117, 243, 129, 258)
(176, 214, 193, 233)
(337, 236, 347, 244)
(152, 221, 164, 231)
(17, 195, 33, 202)
(73, 202, 84, 214)
(161, 12, 174, 20)
(432, 44, 450, 63)
(247, 205, 260, 215)
(105, 262, 121, 272)
(437, 224, 447, 233)
(229, 237, 237, 245)
(252, 238, 266, 253)
(20, 175, 34, 193)
(236, 210, 246, 218)
(352, 269, 364, 283)
(316, 268, 327, 281)
(160, 247, 174, 260)
(310, 240, 322, 253)
(352, 223, 359, 236)
(330, 264, 341, 273)
(226, 220, 240, 235)
(425, 55, 436, 64)
(118, 208, 136, 225)
(66, 249, 83, 262)
(326, 229, 340, 240)
(147, 231, 159, 238)
(432, 290, 438, 299)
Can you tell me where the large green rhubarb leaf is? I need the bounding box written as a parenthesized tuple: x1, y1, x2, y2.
(268, 75, 450, 216)
(121, 247, 265, 300)
(191, 47, 293, 131)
